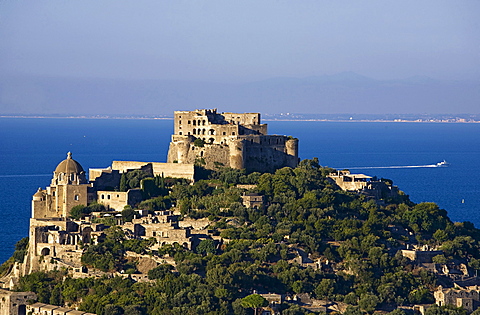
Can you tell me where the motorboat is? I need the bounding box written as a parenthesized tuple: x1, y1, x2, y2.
(436, 160, 449, 167)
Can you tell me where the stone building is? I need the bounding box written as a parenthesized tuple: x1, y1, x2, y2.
(32, 152, 94, 219)
(434, 286, 480, 312)
(0, 289, 36, 315)
(32, 153, 195, 219)
(328, 170, 399, 200)
(242, 193, 265, 209)
(27, 303, 96, 315)
(167, 109, 299, 172)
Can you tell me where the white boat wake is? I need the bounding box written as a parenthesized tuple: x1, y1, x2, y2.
(338, 161, 449, 170)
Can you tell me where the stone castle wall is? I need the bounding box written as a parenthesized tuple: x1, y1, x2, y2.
(168, 109, 299, 172)
(110, 161, 195, 181)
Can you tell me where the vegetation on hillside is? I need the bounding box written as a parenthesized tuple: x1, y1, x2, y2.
(12, 158, 480, 315)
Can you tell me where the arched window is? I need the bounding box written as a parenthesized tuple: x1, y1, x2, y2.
(193, 120, 196, 126)
(193, 129, 196, 135)
(74, 195, 79, 201)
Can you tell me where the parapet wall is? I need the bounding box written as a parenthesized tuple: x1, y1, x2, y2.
(111, 161, 195, 181)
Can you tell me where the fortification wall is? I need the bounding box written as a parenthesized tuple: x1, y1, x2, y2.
(167, 142, 231, 169)
(111, 161, 194, 181)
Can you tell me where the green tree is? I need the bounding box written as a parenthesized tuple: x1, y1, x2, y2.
(240, 294, 269, 315)
(194, 138, 206, 147)
(344, 306, 363, 315)
(103, 304, 123, 315)
(315, 278, 335, 301)
(122, 207, 136, 222)
(120, 173, 128, 192)
(196, 239, 216, 255)
(358, 293, 379, 314)
(69, 205, 87, 220)
(13, 237, 29, 263)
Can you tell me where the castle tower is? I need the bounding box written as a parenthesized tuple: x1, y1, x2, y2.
(167, 109, 299, 172)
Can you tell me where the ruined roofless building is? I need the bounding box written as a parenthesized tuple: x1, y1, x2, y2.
(167, 109, 299, 172)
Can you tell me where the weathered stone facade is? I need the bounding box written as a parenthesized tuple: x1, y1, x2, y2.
(241, 193, 265, 209)
(32, 153, 94, 219)
(32, 153, 196, 218)
(0, 289, 36, 315)
(167, 109, 299, 172)
(434, 287, 480, 312)
(328, 170, 399, 200)
(27, 303, 96, 315)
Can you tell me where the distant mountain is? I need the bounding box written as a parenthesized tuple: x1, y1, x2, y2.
(0, 73, 478, 116)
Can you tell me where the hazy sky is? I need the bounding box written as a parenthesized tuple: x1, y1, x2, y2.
(1, 1, 479, 82)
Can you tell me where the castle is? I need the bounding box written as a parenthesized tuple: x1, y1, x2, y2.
(0, 109, 301, 313)
(167, 109, 299, 172)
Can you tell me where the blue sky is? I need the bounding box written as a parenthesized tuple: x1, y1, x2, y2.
(1, 1, 479, 81)
(0, 1, 479, 115)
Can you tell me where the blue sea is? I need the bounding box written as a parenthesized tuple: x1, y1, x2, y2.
(1, 118, 479, 263)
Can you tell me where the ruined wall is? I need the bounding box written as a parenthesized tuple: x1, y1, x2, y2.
(435, 289, 480, 312)
(243, 136, 299, 172)
(167, 141, 231, 169)
(96, 189, 143, 211)
(138, 223, 192, 249)
(111, 161, 195, 181)
(89, 169, 122, 190)
(0, 289, 36, 315)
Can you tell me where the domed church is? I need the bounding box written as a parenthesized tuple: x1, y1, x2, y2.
(32, 152, 94, 218)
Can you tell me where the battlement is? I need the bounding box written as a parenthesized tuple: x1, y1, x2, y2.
(173, 109, 267, 143)
(168, 109, 299, 172)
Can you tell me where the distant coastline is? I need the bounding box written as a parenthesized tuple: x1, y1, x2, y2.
(1, 114, 479, 123)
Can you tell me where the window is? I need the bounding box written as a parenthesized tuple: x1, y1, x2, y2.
(74, 195, 79, 201)
(101, 194, 105, 199)
(107, 195, 111, 199)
